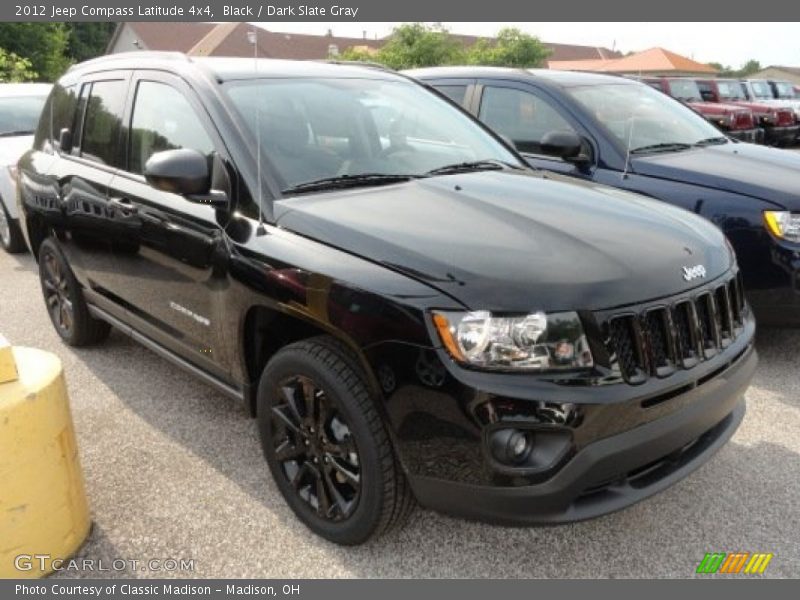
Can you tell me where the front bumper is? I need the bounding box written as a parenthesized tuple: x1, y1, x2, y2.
(763, 124, 799, 146)
(408, 345, 756, 525)
(728, 128, 764, 144)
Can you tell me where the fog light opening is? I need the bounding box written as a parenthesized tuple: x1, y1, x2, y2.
(490, 428, 534, 465)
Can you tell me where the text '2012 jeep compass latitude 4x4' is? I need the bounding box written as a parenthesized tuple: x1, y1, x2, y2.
(18, 53, 756, 545)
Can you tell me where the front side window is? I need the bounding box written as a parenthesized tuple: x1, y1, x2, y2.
(568, 83, 724, 153)
(435, 85, 468, 106)
(129, 81, 215, 175)
(749, 81, 773, 99)
(478, 86, 575, 154)
(716, 81, 745, 100)
(773, 81, 796, 99)
(223, 77, 519, 190)
(666, 79, 702, 102)
(80, 80, 127, 166)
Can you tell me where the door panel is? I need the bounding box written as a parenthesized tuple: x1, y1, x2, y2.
(107, 74, 231, 378)
(55, 77, 129, 298)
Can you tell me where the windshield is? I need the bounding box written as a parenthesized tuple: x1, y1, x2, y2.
(223, 78, 520, 191)
(666, 79, 702, 101)
(0, 95, 47, 136)
(716, 81, 746, 100)
(567, 83, 725, 153)
(749, 81, 773, 99)
(774, 81, 796, 99)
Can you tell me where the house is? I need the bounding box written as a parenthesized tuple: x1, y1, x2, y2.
(106, 22, 382, 59)
(550, 47, 718, 77)
(752, 66, 800, 85)
(105, 22, 623, 63)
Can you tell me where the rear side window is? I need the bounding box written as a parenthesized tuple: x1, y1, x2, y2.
(478, 86, 575, 154)
(128, 80, 214, 175)
(34, 83, 78, 150)
(435, 85, 468, 106)
(80, 80, 127, 166)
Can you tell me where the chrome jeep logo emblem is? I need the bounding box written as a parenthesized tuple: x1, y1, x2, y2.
(682, 265, 707, 282)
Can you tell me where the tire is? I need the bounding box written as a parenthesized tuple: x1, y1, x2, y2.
(257, 336, 414, 545)
(38, 237, 111, 347)
(0, 197, 26, 254)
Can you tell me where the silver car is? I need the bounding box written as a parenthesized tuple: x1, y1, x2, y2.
(0, 83, 51, 253)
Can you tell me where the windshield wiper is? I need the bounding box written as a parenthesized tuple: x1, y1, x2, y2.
(0, 130, 34, 137)
(629, 142, 693, 155)
(281, 173, 419, 196)
(694, 136, 729, 146)
(425, 159, 523, 176)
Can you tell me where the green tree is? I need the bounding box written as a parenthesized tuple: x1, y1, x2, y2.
(0, 23, 70, 81)
(341, 23, 465, 70)
(67, 23, 116, 63)
(708, 59, 762, 78)
(0, 47, 36, 82)
(708, 62, 732, 76)
(466, 28, 551, 68)
(737, 59, 762, 77)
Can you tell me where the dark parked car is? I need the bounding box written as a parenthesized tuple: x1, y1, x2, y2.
(695, 78, 798, 146)
(18, 54, 756, 544)
(636, 76, 762, 144)
(410, 67, 800, 325)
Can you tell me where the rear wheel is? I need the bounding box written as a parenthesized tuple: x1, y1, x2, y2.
(257, 336, 413, 545)
(38, 238, 110, 346)
(0, 199, 26, 254)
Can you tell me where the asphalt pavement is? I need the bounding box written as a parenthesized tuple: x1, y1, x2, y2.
(1, 249, 798, 578)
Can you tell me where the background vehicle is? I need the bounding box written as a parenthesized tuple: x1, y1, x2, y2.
(740, 79, 800, 126)
(18, 54, 756, 544)
(695, 78, 797, 146)
(638, 76, 761, 143)
(410, 67, 800, 324)
(0, 83, 50, 253)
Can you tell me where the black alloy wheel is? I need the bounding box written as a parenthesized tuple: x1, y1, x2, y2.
(41, 247, 74, 337)
(270, 374, 362, 521)
(38, 237, 110, 346)
(257, 336, 414, 545)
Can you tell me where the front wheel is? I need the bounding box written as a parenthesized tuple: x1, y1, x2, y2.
(257, 336, 413, 545)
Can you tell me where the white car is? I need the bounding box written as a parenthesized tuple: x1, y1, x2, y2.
(740, 79, 800, 121)
(0, 83, 51, 253)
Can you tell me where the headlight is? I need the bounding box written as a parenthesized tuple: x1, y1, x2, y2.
(764, 211, 800, 242)
(432, 310, 594, 371)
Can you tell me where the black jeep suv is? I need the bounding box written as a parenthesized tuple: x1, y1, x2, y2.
(18, 54, 756, 545)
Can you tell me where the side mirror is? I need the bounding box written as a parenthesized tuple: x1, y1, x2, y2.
(540, 130, 582, 160)
(144, 149, 227, 207)
(58, 128, 72, 153)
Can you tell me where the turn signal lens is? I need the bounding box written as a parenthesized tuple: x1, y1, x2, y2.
(764, 211, 800, 242)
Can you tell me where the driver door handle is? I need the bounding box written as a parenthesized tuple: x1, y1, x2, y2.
(109, 197, 138, 215)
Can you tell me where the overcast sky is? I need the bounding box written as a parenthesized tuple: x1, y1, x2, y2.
(257, 22, 800, 68)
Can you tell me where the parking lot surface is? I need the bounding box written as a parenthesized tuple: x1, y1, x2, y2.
(1, 249, 798, 578)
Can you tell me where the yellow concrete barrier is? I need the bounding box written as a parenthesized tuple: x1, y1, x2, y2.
(0, 339, 90, 579)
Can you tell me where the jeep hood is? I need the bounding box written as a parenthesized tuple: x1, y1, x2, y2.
(274, 171, 730, 312)
(632, 142, 800, 208)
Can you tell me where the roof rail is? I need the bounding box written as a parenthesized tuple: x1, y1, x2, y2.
(68, 51, 190, 72)
(314, 59, 395, 72)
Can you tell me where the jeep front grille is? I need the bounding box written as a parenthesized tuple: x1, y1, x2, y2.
(604, 272, 745, 383)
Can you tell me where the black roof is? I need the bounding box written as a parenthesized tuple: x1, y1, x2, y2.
(405, 66, 639, 88)
(65, 51, 407, 83)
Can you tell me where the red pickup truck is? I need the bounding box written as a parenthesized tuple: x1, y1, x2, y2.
(695, 78, 798, 146)
(639, 76, 762, 144)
